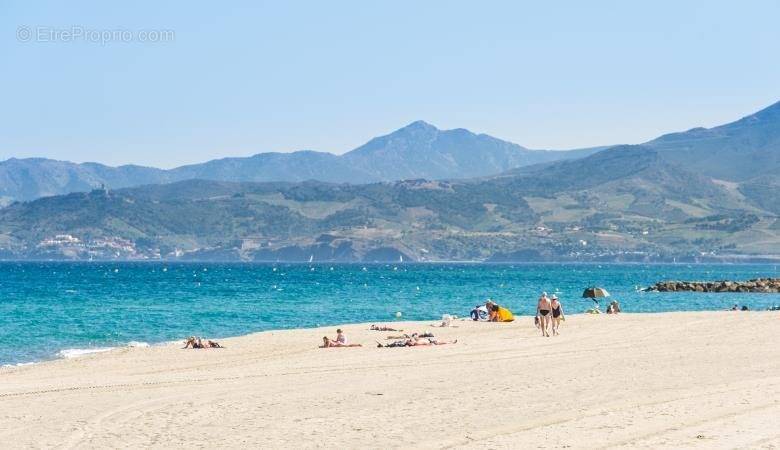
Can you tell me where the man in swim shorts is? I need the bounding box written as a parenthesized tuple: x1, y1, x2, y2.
(537, 293, 552, 337)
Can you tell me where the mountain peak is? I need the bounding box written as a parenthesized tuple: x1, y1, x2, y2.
(399, 120, 438, 132)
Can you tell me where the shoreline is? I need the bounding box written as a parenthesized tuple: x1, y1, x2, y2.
(3, 308, 777, 369)
(2, 259, 780, 265)
(1, 311, 779, 448)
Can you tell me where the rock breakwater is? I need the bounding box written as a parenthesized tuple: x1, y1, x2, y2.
(645, 278, 780, 293)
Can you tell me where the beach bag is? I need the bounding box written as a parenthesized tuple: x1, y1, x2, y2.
(470, 305, 489, 321)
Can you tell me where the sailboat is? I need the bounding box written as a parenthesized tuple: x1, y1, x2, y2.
(399, 254, 404, 263)
(308, 255, 314, 263)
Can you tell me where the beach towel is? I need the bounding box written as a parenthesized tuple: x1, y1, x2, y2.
(497, 306, 514, 322)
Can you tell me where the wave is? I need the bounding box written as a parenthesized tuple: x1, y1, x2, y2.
(2, 361, 37, 368)
(58, 347, 114, 358)
(57, 341, 150, 359)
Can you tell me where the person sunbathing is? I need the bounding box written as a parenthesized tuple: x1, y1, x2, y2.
(183, 337, 223, 349)
(320, 333, 362, 348)
(183, 336, 205, 349)
(377, 337, 456, 347)
(370, 324, 402, 332)
(409, 337, 457, 346)
(386, 332, 434, 339)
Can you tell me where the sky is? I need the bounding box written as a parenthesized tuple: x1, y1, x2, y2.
(1, 1, 779, 168)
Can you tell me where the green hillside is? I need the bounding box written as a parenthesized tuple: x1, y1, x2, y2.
(1, 144, 778, 262)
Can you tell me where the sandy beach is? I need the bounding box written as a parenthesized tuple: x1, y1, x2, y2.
(1, 311, 778, 449)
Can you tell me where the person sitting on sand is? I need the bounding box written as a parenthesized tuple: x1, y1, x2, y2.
(183, 336, 205, 349)
(335, 329, 348, 344)
(550, 295, 564, 336)
(537, 293, 552, 337)
(606, 300, 621, 314)
(320, 330, 362, 348)
(730, 304, 739, 311)
(487, 303, 515, 322)
(183, 336, 198, 349)
(370, 324, 401, 332)
(488, 303, 501, 322)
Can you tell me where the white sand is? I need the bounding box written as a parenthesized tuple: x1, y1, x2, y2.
(1, 311, 779, 449)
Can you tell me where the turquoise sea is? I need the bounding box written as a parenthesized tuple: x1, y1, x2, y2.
(1, 262, 779, 366)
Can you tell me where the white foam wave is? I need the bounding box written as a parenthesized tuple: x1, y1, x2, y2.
(2, 362, 36, 368)
(57, 341, 151, 359)
(58, 347, 114, 358)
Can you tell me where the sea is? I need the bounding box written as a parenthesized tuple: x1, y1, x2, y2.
(1, 261, 779, 366)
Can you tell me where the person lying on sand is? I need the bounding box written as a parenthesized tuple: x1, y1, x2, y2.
(408, 337, 456, 346)
(183, 337, 224, 349)
(386, 332, 435, 339)
(321, 330, 362, 348)
(321, 336, 362, 348)
(370, 324, 402, 332)
(376, 337, 456, 347)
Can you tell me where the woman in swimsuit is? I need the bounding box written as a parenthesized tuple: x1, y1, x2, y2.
(537, 293, 552, 337)
(321, 330, 362, 348)
(550, 295, 564, 336)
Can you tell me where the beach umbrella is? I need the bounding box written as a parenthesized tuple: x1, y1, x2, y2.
(582, 287, 610, 298)
(582, 287, 610, 302)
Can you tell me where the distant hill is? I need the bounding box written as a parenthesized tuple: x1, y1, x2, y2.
(647, 100, 780, 181)
(0, 158, 170, 204)
(2, 143, 777, 262)
(0, 122, 596, 202)
(4, 101, 780, 261)
(341, 120, 597, 180)
(3, 100, 780, 203)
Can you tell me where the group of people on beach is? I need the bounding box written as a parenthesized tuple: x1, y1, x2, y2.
(470, 299, 514, 322)
(182, 336, 223, 349)
(321, 329, 363, 347)
(536, 292, 565, 337)
(185, 290, 630, 352)
(376, 331, 456, 347)
(319, 326, 457, 349)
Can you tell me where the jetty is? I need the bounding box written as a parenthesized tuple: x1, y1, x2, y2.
(645, 278, 780, 293)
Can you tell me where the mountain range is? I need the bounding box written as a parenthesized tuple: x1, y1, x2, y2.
(1, 100, 779, 261)
(0, 121, 600, 203)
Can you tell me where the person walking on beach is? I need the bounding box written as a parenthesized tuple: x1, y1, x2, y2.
(550, 295, 564, 336)
(537, 292, 552, 337)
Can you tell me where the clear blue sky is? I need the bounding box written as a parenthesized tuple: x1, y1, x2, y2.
(2, 1, 779, 168)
